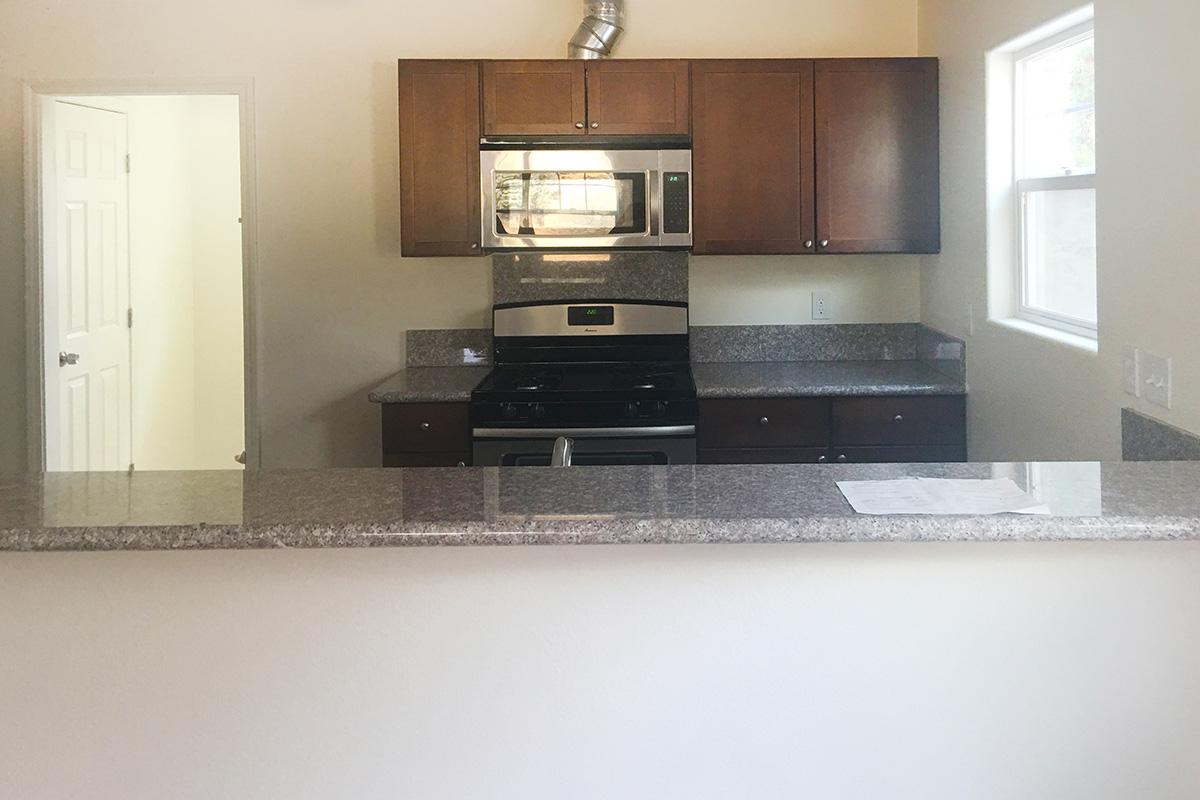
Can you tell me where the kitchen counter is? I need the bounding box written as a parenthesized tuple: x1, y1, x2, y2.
(3, 461, 1197, 551)
(693, 360, 964, 398)
(367, 366, 492, 403)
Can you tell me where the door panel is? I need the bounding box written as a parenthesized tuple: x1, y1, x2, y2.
(814, 58, 940, 254)
(398, 60, 482, 256)
(482, 60, 587, 136)
(587, 60, 690, 135)
(691, 60, 816, 255)
(47, 100, 132, 471)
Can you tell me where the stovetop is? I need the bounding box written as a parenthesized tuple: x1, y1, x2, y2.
(473, 362, 695, 400)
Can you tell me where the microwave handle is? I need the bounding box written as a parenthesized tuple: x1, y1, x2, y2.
(648, 170, 661, 237)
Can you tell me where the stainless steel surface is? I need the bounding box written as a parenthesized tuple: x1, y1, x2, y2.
(473, 434, 696, 466)
(480, 148, 691, 250)
(551, 436, 575, 467)
(493, 301, 688, 338)
(473, 425, 696, 439)
(58, 352, 79, 367)
(568, 0, 624, 59)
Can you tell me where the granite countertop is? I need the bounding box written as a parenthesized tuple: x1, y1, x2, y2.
(368, 366, 492, 403)
(693, 360, 964, 398)
(2, 462, 1198, 551)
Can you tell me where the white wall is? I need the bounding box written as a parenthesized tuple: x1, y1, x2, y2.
(919, 0, 1200, 460)
(3, 543, 1199, 799)
(0, 0, 920, 470)
(84, 95, 244, 470)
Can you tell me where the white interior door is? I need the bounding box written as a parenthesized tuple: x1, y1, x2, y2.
(43, 100, 132, 471)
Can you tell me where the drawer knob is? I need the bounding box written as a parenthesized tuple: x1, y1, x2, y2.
(817, 455, 828, 463)
(893, 414, 904, 423)
(575, 122, 584, 129)
(759, 416, 769, 426)
(456, 461, 466, 467)
(419, 422, 431, 431)
(837, 454, 848, 463)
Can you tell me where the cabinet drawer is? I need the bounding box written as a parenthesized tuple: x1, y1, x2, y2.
(699, 447, 829, 465)
(699, 398, 831, 450)
(828, 446, 967, 464)
(832, 396, 965, 447)
(382, 403, 470, 453)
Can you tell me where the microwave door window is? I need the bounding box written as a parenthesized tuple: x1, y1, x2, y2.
(494, 172, 647, 237)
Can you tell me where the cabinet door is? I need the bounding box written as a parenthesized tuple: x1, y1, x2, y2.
(698, 398, 831, 450)
(586, 60, 690, 135)
(831, 396, 965, 447)
(691, 60, 816, 255)
(814, 58, 940, 254)
(482, 60, 587, 136)
(397, 60, 482, 257)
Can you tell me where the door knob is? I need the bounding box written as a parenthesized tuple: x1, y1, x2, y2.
(58, 352, 80, 367)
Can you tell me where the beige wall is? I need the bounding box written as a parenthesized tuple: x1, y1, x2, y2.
(919, 0, 1200, 460)
(0, 0, 919, 470)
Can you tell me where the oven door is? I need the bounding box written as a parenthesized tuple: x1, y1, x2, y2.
(473, 432, 696, 467)
(480, 149, 691, 249)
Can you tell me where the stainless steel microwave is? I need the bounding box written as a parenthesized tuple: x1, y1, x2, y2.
(480, 140, 692, 250)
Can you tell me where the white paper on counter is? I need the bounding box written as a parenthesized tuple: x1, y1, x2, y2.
(835, 478, 1052, 516)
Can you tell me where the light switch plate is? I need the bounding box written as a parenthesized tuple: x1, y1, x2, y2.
(1137, 350, 1172, 409)
(1121, 347, 1140, 397)
(811, 291, 832, 321)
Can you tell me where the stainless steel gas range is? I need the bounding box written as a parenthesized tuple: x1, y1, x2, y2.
(470, 300, 698, 466)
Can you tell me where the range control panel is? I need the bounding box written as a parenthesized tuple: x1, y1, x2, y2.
(662, 172, 690, 234)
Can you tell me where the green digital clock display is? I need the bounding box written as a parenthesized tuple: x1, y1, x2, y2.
(568, 305, 615, 326)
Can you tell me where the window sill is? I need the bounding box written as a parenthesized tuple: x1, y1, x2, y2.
(989, 316, 1099, 354)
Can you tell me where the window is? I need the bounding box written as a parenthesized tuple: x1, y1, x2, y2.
(1013, 20, 1097, 338)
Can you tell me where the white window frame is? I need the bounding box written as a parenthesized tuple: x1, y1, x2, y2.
(1011, 19, 1097, 340)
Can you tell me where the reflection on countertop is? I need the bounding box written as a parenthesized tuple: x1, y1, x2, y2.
(2, 461, 1199, 551)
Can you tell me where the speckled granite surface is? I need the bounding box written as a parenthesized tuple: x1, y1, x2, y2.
(405, 329, 492, 367)
(1122, 408, 1200, 461)
(916, 325, 967, 384)
(693, 360, 965, 398)
(368, 367, 491, 404)
(2, 462, 1197, 551)
(493, 251, 688, 305)
(690, 324, 919, 363)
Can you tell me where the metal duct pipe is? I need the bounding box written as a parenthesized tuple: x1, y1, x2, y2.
(568, 0, 625, 59)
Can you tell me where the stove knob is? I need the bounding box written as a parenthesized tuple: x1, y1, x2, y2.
(501, 403, 517, 419)
(530, 403, 547, 419)
(653, 401, 667, 418)
(624, 402, 639, 418)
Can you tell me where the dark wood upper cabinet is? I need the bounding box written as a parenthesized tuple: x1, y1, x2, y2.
(814, 58, 940, 254)
(482, 60, 587, 136)
(586, 59, 690, 135)
(691, 60, 816, 255)
(397, 60, 481, 257)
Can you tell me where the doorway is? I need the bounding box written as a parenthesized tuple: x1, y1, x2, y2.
(30, 89, 254, 471)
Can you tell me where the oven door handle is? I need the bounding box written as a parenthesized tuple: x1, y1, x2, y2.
(473, 425, 695, 439)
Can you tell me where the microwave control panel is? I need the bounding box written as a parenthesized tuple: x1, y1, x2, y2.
(662, 172, 690, 234)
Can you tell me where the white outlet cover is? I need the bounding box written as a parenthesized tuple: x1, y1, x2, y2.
(1137, 350, 1172, 409)
(1121, 347, 1139, 397)
(812, 290, 832, 321)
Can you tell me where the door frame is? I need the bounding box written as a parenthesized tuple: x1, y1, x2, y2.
(23, 78, 262, 471)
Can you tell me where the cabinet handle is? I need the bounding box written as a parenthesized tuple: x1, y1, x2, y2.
(575, 122, 584, 129)
(817, 455, 828, 463)
(893, 414, 904, 423)
(837, 454, 848, 463)
(759, 416, 769, 426)
(419, 422, 431, 431)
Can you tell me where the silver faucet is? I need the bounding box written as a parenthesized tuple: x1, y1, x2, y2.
(550, 436, 575, 467)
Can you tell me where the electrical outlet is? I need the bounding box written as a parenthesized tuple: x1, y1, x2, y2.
(1137, 350, 1173, 409)
(811, 291, 832, 321)
(1121, 347, 1140, 397)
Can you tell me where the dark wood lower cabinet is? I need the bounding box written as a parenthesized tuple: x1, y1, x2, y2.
(382, 402, 471, 467)
(698, 396, 966, 465)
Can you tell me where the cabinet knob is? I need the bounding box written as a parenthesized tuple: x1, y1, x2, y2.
(837, 454, 848, 463)
(893, 414, 904, 423)
(759, 416, 769, 426)
(575, 122, 584, 129)
(470, 243, 478, 249)
(804, 240, 814, 249)
(819, 239, 830, 248)
(456, 461, 466, 468)
(590, 122, 599, 129)
(817, 455, 828, 463)
(419, 422, 431, 431)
